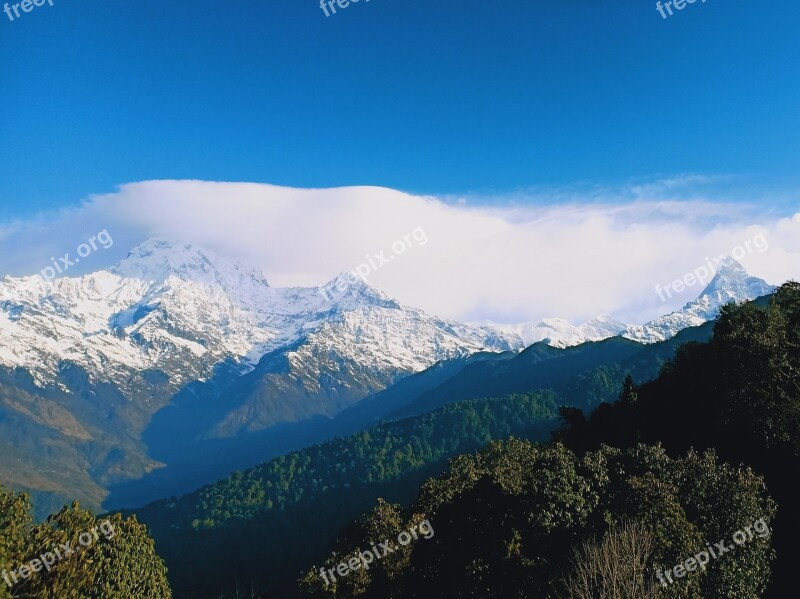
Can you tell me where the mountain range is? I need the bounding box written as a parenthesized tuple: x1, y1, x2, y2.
(490, 257, 774, 346)
(0, 239, 776, 514)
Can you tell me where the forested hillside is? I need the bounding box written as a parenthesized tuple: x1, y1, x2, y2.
(132, 391, 561, 597)
(557, 281, 800, 597)
(303, 282, 798, 597)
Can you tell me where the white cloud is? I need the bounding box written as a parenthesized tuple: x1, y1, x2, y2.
(0, 179, 798, 324)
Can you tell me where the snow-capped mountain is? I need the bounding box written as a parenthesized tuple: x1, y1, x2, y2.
(0, 238, 524, 513)
(623, 257, 776, 343)
(493, 315, 629, 348)
(0, 241, 778, 514)
(487, 257, 774, 348)
(0, 242, 769, 401)
(0, 238, 520, 401)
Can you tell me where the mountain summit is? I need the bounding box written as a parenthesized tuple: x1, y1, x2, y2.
(110, 238, 270, 291)
(490, 257, 775, 348)
(0, 238, 519, 392)
(697, 256, 775, 311)
(493, 315, 628, 348)
(0, 244, 773, 392)
(623, 257, 775, 343)
(0, 238, 523, 511)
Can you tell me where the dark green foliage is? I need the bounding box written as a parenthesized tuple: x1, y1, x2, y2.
(558, 282, 800, 596)
(619, 374, 638, 404)
(296, 285, 797, 598)
(301, 440, 774, 599)
(0, 488, 29, 599)
(0, 489, 171, 598)
(140, 391, 560, 532)
(389, 323, 714, 420)
(559, 282, 800, 458)
(134, 391, 561, 598)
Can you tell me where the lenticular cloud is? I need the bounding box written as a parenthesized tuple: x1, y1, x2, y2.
(0, 180, 797, 324)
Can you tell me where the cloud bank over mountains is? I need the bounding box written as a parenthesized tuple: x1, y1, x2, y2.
(0, 179, 798, 324)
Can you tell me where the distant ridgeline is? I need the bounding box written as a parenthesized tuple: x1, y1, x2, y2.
(130, 308, 728, 597)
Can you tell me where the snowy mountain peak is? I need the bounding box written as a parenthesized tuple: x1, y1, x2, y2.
(491, 259, 775, 349)
(0, 236, 780, 399)
(624, 257, 776, 344)
(490, 314, 628, 348)
(319, 272, 395, 307)
(110, 238, 270, 291)
(584, 314, 626, 327)
(716, 256, 747, 275)
(0, 239, 521, 393)
(694, 257, 773, 308)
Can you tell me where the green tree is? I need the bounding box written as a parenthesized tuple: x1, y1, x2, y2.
(0, 488, 172, 598)
(0, 488, 30, 599)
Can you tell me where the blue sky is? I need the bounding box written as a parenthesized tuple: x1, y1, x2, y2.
(1, 0, 799, 218)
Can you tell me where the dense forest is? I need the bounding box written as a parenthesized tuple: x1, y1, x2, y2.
(133, 391, 562, 597)
(556, 281, 800, 596)
(301, 440, 774, 598)
(303, 281, 799, 597)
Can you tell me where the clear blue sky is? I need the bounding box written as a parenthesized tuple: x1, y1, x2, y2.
(1, 0, 798, 218)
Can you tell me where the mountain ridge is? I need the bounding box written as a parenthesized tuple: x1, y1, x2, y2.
(0, 239, 779, 514)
